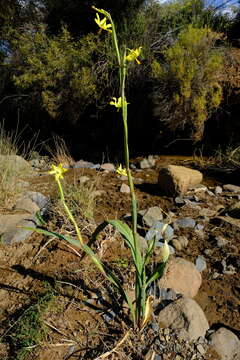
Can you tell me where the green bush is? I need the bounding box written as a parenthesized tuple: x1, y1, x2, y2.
(152, 25, 223, 141)
(12, 25, 100, 125)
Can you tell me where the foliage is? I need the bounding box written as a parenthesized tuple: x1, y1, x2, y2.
(152, 25, 223, 141)
(12, 25, 100, 125)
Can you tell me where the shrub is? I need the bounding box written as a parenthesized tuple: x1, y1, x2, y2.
(152, 25, 223, 141)
(12, 25, 100, 125)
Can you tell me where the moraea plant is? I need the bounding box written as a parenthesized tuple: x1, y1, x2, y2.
(25, 7, 169, 330)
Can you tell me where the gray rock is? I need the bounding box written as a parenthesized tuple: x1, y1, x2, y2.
(175, 217, 196, 228)
(24, 191, 49, 214)
(145, 221, 174, 242)
(0, 215, 37, 244)
(14, 196, 40, 214)
(157, 297, 209, 341)
(120, 183, 130, 193)
(195, 223, 204, 230)
(223, 184, 240, 193)
(175, 196, 185, 205)
(208, 327, 240, 360)
(142, 206, 163, 227)
(73, 159, 99, 169)
(195, 256, 207, 272)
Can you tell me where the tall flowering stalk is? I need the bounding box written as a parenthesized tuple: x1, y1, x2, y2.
(93, 6, 168, 327)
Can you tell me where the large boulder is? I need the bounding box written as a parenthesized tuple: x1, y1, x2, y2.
(208, 327, 240, 360)
(158, 165, 203, 196)
(157, 297, 209, 341)
(158, 257, 202, 298)
(0, 155, 31, 173)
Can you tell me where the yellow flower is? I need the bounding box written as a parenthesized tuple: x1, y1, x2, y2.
(125, 47, 142, 64)
(116, 164, 127, 177)
(94, 13, 112, 33)
(48, 163, 68, 181)
(109, 97, 129, 110)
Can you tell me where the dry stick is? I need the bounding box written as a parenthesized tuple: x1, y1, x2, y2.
(93, 330, 131, 360)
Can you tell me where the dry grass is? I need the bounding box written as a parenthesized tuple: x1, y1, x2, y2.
(45, 135, 74, 168)
(0, 123, 36, 209)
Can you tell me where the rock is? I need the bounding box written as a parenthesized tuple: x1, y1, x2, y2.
(14, 191, 49, 214)
(158, 257, 202, 298)
(175, 196, 185, 205)
(142, 206, 163, 227)
(0, 213, 37, 244)
(195, 256, 207, 272)
(158, 165, 203, 196)
(140, 158, 151, 169)
(0, 155, 31, 173)
(78, 176, 90, 184)
(73, 159, 99, 169)
(174, 217, 196, 228)
(223, 184, 240, 193)
(208, 327, 240, 360)
(139, 155, 155, 169)
(145, 221, 174, 242)
(120, 183, 130, 194)
(196, 344, 206, 355)
(171, 239, 182, 251)
(157, 297, 209, 341)
(215, 186, 223, 195)
(100, 163, 115, 171)
(178, 236, 189, 248)
(195, 223, 204, 230)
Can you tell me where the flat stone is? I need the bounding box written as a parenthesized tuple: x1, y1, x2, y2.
(175, 217, 196, 228)
(100, 163, 115, 171)
(208, 327, 240, 360)
(158, 257, 202, 298)
(142, 206, 163, 227)
(157, 297, 209, 341)
(223, 184, 240, 193)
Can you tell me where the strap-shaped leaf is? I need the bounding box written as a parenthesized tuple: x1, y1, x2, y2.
(108, 219, 135, 256)
(21, 226, 82, 248)
(146, 262, 166, 287)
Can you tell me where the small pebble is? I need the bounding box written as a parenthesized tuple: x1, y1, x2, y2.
(195, 256, 207, 272)
(171, 239, 182, 251)
(196, 343, 206, 355)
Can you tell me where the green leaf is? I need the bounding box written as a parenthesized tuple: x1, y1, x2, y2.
(146, 262, 166, 287)
(21, 226, 82, 248)
(108, 219, 135, 255)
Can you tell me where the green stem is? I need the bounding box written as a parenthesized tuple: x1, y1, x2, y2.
(57, 178, 83, 246)
(121, 52, 142, 326)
